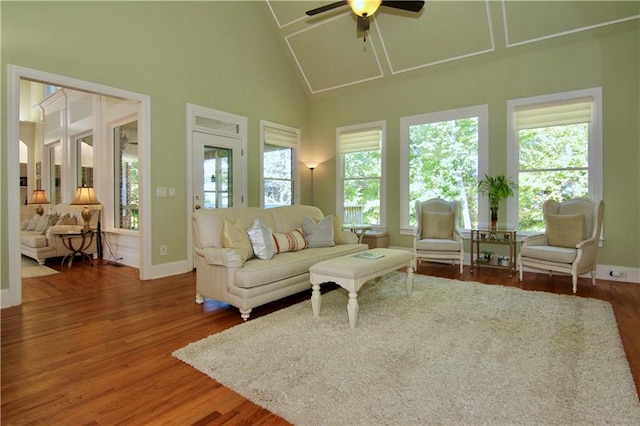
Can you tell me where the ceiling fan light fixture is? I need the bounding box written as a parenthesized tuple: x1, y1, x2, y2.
(348, 0, 381, 17)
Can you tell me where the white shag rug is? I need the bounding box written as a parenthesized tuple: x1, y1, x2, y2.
(173, 272, 640, 425)
(21, 256, 59, 278)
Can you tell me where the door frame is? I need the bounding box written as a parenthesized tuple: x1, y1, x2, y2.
(186, 103, 247, 268)
(4, 65, 151, 307)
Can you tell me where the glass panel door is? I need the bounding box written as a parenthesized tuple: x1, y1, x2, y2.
(193, 131, 242, 211)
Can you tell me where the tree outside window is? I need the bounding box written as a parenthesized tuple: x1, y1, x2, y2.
(264, 144, 293, 208)
(408, 117, 479, 228)
(261, 121, 299, 208)
(518, 124, 589, 231)
(337, 124, 384, 227)
(508, 90, 601, 233)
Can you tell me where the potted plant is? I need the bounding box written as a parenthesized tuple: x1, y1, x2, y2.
(478, 174, 517, 231)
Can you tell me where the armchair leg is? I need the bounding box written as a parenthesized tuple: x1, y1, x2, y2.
(591, 270, 597, 286)
(518, 256, 523, 282)
(572, 276, 578, 294)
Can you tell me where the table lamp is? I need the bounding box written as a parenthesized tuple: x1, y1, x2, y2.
(28, 189, 50, 216)
(71, 185, 101, 232)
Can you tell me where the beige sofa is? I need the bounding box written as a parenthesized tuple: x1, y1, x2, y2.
(192, 205, 368, 320)
(21, 203, 99, 265)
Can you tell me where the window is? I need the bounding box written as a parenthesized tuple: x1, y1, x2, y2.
(261, 121, 300, 208)
(337, 121, 385, 227)
(114, 120, 139, 230)
(48, 143, 62, 205)
(507, 88, 602, 232)
(400, 106, 489, 232)
(76, 134, 94, 187)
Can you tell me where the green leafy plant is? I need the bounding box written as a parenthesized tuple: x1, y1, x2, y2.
(478, 174, 517, 208)
(478, 174, 517, 230)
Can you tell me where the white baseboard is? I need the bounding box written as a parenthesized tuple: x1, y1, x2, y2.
(1, 288, 12, 309)
(149, 259, 192, 280)
(595, 264, 640, 284)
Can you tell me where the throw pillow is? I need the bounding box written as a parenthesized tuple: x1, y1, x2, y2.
(247, 219, 276, 260)
(34, 214, 51, 233)
(302, 215, 335, 248)
(333, 215, 347, 245)
(272, 229, 307, 254)
(41, 213, 60, 235)
(56, 213, 77, 226)
(546, 214, 586, 248)
(221, 219, 254, 263)
(25, 214, 41, 231)
(421, 211, 454, 240)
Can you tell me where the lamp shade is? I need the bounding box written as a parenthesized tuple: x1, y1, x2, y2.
(305, 161, 320, 170)
(71, 186, 100, 205)
(348, 0, 381, 17)
(28, 189, 50, 205)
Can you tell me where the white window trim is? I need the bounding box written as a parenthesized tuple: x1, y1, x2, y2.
(506, 87, 603, 232)
(336, 120, 387, 230)
(259, 120, 301, 208)
(400, 105, 489, 234)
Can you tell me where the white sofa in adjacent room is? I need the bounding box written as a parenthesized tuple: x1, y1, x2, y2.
(21, 203, 99, 265)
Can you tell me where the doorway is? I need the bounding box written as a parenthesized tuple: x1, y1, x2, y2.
(5, 65, 151, 307)
(186, 104, 247, 267)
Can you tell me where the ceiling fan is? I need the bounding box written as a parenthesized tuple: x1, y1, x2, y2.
(306, 1, 425, 33)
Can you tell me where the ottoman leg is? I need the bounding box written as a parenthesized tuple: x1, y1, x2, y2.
(406, 262, 414, 295)
(347, 291, 359, 328)
(311, 283, 322, 317)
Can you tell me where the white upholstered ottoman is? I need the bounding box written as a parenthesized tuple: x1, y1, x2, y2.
(309, 248, 415, 328)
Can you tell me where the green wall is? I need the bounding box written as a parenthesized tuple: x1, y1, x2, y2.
(307, 20, 640, 267)
(1, 1, 309, 288)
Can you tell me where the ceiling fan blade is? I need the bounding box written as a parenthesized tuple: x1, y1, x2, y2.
(306, 1, 348, 16)
(357, 16, 370, 32)
(380, 1, 425, 13)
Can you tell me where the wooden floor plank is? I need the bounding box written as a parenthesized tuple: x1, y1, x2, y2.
(2, 257, 638, 424)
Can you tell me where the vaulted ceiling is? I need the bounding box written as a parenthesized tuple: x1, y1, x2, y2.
(265, 1, 639, 95)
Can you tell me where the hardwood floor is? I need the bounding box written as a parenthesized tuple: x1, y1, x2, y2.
(2, 258, 639, 425)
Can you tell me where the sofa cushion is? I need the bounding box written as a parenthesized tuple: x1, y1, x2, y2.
(247, 219, 276, 260)
(416, 238, 461, 252)
(333, 215, 347, 245)
(272, 229, 307, 254)
(520, 245, 577, 263)
(268, 205, 325, 233)
(221, 219, 254, 263)
(546, 213, 586, 248)
(21, 231, 48, 249)
(193, 207, 275, 250)
(233, 245, 366, 289)
(302, 215, 335, 248)
(421, 211, 454, 240)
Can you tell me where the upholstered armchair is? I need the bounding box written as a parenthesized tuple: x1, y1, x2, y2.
(518, 198, 604, 293)
(414, 198, 464, 273)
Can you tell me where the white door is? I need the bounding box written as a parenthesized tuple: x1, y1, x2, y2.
(192, 131, 244, 211)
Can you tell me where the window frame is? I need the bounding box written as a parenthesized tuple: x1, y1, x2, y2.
(259, 120, 300, 208)
(506, 88, 603, 233)
(400, 105, 489, 234)
(336, 120, 387, 229)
